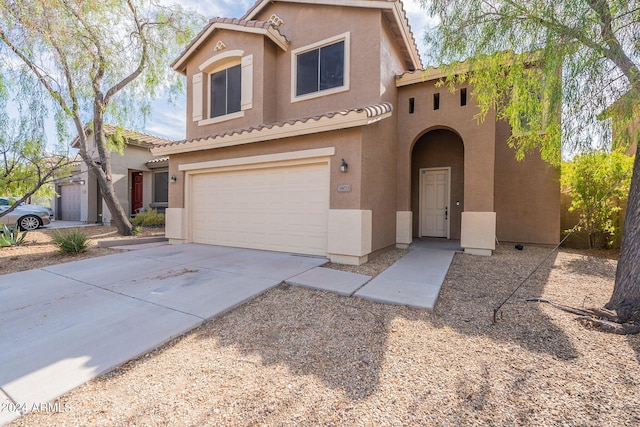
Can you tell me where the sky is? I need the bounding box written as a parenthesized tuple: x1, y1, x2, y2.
(143, 0, 437, 141)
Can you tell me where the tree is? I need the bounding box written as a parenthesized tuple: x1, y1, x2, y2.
(421, 0, 640, 322)
(561, 150, 634, 249)
(0, 70, 76, 218)
(0, 0, 202, 235)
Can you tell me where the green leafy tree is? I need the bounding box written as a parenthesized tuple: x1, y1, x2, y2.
(562, 151, 634, 248)
(0, 72, 76, 218)
(421, 0, 640, 322)
(0, 0, 203, 235)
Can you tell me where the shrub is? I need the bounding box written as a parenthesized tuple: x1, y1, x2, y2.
(53, 229, 89, 254)
(561, 150, 634, 248)
(0, 224, 28, 247)
(131, 209, 165, 227)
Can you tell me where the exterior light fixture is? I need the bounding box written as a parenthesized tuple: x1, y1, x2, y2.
(340, 158, 348, 173)
(170, 175, 177, 183)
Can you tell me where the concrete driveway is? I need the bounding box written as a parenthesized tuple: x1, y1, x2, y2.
(0, 244, 326, 425)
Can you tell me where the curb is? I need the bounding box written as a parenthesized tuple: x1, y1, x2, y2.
(97, 236, 168, 248)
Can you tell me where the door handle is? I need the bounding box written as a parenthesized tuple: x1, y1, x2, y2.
(445, 207, 448, 221)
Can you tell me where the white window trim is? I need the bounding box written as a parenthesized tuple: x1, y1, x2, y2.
(195, 50, 253, 126)
(198, 110, 245, 126)
(291, 32, 350, 103)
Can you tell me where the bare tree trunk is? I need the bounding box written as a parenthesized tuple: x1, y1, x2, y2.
(606, 147, 640, 322)
(94, 168, 133, 236)
(92, 110, 133, 236)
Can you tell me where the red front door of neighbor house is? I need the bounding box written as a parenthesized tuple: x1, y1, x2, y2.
(131, 172, 143, 215)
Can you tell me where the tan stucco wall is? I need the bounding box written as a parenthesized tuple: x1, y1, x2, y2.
(356, 19, 406, 252)
(397, 81, 496, 213)
(168, 128, 364, 212)
(185, 31, 269, 139)
(254, 3, 383, 120)
(493, 120, 560, 245)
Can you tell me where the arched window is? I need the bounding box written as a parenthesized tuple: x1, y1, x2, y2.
(192, 50, 253, 125)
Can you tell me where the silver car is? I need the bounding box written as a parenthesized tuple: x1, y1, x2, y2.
(0, 197, 51, 231)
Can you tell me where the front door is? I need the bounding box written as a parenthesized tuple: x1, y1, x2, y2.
(131, 172, 143, 215)
(419, 168, 450, 238)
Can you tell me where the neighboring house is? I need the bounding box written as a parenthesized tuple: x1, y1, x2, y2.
(151, 0, 560, 264)
(58, 125, 172, 224)
(52, 161, 82, 220)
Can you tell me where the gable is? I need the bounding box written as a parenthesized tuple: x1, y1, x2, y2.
(243, 0, 422, 71)
(172, 17, 289, 74)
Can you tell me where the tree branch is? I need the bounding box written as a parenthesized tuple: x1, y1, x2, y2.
(586, 0, 640, 90)
(0, 29, 74, 117)
(103, 0, 148, 105)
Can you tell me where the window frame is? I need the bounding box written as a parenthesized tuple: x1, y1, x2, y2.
(152, 170, 169, 205)
(291, 32, 350, 103)
(194, 49, 253, 126)
(209, 64, 242, 119)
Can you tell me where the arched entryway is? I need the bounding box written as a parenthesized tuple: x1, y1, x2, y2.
(411, 129, 464, 239)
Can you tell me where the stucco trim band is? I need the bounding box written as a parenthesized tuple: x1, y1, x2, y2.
(396, 211, 412, 248)
(151, 103, 392, 156)
(461, 211, 496, 256)
(328, 209, 372, 265)
(178, 147, 336, 172)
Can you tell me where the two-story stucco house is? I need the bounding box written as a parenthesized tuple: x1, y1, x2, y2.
(151, 0, 560, 265)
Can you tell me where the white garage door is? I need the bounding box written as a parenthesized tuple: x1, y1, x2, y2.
(59, 184, 81, 221)
(190, 162, 329, 256)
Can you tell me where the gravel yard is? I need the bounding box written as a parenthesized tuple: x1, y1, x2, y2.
(0, 225, 164, 275)
(7, 243, 640, 426)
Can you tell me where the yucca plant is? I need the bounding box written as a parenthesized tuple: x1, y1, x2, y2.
(53, 229, 89, 254)
(0, 224, 28, 247)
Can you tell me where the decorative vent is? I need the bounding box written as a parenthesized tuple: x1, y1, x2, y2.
(214, 40, 227, 52)
(268, 14, 284, 27)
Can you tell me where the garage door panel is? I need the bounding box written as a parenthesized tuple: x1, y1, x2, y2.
(190, 162, 329, 256)
(59, 184, 81, 221)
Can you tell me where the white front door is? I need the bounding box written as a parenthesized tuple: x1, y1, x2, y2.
(419, 168, 450, 238)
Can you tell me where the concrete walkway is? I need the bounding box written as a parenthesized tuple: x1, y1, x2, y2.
(354, 247, 455, 309)
(286, 239, 458, 310)
(0, 244, 325, 425)
(1, 239, 457, 425)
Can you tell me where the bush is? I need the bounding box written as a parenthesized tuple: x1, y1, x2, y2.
(53, 229, 88, 254)
(0, 224, 28, 247)
(561, 150, 634, 248)
(131, 209, 165, 227)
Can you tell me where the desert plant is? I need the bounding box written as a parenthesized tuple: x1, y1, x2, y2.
(561, 150, 634, 248)
(53, 229, 88, 254)
(0, 224, 28, 247)
(131, 209, 165, 227)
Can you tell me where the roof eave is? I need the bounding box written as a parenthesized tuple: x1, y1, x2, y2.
(172, 22, 289, 75)
(151, 105, 393, 156)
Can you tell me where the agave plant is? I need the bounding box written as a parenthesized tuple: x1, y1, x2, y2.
(0, 223, 28, 247)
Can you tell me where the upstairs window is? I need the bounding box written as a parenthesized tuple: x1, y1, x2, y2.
(210, 64, 241, 118)
(292, 33, 350, 102)
(296, 41, 344, 96)
(192, 49, 253, 126)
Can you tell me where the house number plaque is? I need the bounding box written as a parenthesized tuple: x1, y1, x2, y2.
(337, 184, 351, 192)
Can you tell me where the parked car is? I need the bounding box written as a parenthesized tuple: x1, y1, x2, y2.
(0, 197, 51, 231)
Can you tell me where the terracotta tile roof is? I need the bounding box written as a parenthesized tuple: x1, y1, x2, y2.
(153, 102, 393, 151)
(171, 17, 289, 72)
(70, 124, 174, 148)
(146, 156, 169, 164)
